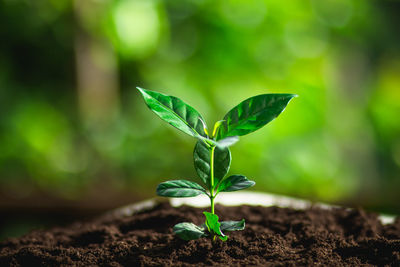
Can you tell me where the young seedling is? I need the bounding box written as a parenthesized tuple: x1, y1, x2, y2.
(137, 87, 296, 241)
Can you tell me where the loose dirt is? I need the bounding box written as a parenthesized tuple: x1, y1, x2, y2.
(1, 202, 399, 266)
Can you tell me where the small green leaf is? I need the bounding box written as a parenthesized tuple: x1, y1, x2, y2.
(156, 180, 207, 198)
(193, 141, 231, 188)
(137, 87, 207, 139)
(220, 219, 245, 232)
(217, 175, 255, 193)
(203, 212, 226, 239)
(173, 222, 207, 240)
(216, 94, 297, 140)
(212, 120, 225, 138)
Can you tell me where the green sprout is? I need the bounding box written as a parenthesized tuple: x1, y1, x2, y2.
(137, 87, 297, 241)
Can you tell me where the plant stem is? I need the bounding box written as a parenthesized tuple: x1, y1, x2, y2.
(209, 145, 216, 214)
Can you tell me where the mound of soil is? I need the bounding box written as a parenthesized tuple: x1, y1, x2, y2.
(1, 202, 399, 266)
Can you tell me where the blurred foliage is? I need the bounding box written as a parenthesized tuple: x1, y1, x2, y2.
(0, 0, 399, 212)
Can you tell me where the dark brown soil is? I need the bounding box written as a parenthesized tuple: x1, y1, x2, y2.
(0, 202, 399, 266)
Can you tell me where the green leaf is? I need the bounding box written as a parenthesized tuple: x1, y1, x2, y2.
(203, 212, 227, 241)
(137, 87, 207, 139)
(220, 219, 245, 232)
(173, 222, 207, 240)
(211, 120, 225, 138)
(203, 212, 221, 234)
(156, 180, 207, 198)
(216, 94, 297, 140)
(193, 140, 231, 188)
(217, 175, 255, 193)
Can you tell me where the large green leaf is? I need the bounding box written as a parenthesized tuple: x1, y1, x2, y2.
(137, 87, 207, 139)
(220, 219, 245, 232)
(203, 212, 228, 241)
(217, 175, 255, 193)
(156, 180, 207, 198)
(193, 140, 231, 188)
(173, 222, 207, 240)
(216, 94, 297, 140)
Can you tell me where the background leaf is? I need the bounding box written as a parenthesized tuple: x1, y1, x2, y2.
(173, 222, 207, 240)
(193, 141, 231, 188)
(220, 220, 245, 232)
(216, 94, 297, 140)
(137, 87, 207, 139)
(217, 175, 255, 193)
(156, 180, 207, 198)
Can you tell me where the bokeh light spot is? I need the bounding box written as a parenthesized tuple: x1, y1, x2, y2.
(113, 0, 161, 58)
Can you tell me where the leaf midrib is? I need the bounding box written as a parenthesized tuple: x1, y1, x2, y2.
(225, 106, 272, 133)
(146, 90, 205, 138)
(162, 187, 206, 193)
(224, 95, 292, 134)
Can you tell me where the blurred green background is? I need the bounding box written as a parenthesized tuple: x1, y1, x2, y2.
(1, 0, 400, 239)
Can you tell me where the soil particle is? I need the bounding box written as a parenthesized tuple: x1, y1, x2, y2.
(0, 202, 399, 266)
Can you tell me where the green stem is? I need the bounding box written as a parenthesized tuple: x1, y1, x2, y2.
(210, 145, 216, 214)
(210, 196, 215, 214)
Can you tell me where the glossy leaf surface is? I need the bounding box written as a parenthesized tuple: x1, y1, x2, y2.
(137, 87, 207, 139)
(156, 180, 206, 198)
(203, 212, 227, 241)
(173, 222, 207, 240)
(193, 140, 231, 188)
(217, 175, 255, 193)
(216, 94, 297, 140)
(220, 219, 245, 232)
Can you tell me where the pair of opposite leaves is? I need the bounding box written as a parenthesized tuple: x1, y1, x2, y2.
(137, 87, 296, 142)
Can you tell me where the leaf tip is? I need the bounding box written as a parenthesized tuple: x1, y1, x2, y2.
(155, 183, 163, 196)
(136, 87, 148, 97)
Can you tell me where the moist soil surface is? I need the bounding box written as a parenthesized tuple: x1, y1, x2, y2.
(1, 202, 399, 266)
